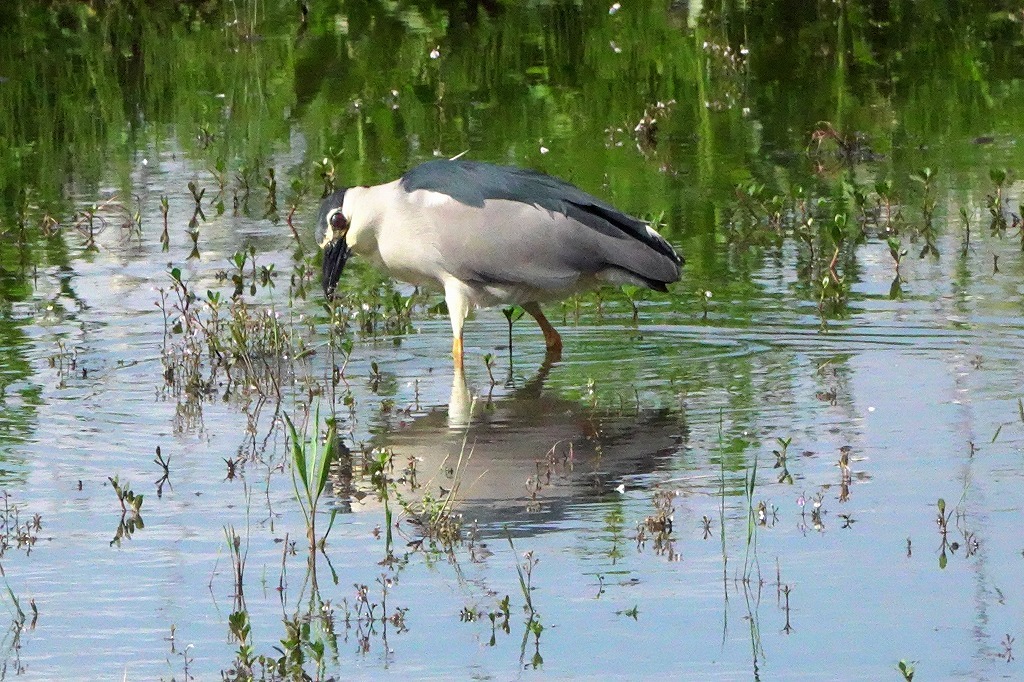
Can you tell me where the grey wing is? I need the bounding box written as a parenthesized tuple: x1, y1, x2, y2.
(420, 197, 681, 294)
(400, 160, 684, 271)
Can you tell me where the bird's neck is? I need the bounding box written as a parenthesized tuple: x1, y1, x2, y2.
(343, 183, 394, 256)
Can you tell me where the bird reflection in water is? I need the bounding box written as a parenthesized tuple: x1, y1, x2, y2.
(328, 360, 687, 530)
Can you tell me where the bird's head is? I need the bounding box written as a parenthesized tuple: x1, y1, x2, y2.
(316, 188, 351, 298)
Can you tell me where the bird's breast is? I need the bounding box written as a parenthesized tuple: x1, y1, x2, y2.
(374, 231, 446, 290)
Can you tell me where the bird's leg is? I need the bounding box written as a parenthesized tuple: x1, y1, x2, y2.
(448, 368, 472, 428)
(452, 335, 464, 371)
(444, 279, 471, 371)
(522, 302, 562, 359)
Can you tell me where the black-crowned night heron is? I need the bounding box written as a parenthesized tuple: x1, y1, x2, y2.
(316, 159, 683, 369)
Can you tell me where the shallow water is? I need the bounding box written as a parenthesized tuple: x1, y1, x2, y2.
(2, 1, 1024, 680)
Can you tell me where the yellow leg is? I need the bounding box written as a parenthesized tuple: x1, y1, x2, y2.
(522, 302, 562, 358)
(452, 335, 464, 371)
(444, 279, 470, 372)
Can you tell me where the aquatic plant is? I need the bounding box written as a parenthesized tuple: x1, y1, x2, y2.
(108, 475, 143, 514)
(262, 167, 278, 220)
(637, 488, 678, 560)
(390, 427, 473, 554)
(0, 581, 35, 671)
(508, 533, 544, 668)
(780, 583, 794, 634)
(226, 608, 255, 674)
(108, 476, 144, 546)
(187, 180, 206, 222)
(502, 305, 524, 361)
(874, 178, 904, 235)
(284, 410, 338, 555)
(224, 525, 247, 607)
(742, 453, 759, 579)
(483, 353, 497, 385)
(986, 168, 1010, 236)
(0, 493, 41, 559)
(153, 446, 171, 497)
(621, 284, 650, 325)
(999, 634, 1015, 662)
(315, 155, 338, 197)
(159, 195, 170, 251)
(773, 437, 793, 485)
(910, 167, 939, 258)
(698, 288, 712, 320)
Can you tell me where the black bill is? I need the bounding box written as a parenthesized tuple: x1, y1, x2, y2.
(321, 239, 351, 298)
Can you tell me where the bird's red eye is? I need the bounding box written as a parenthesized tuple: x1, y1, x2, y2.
(330, 211, 347, 232)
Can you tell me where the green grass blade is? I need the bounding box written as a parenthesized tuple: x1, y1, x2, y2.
(315, 423, 337, 501)
(284, 413, 307, 487)
(323, 507, 339, 543)
(284, 413, 311, 522)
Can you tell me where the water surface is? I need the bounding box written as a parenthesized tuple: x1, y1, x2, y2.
(1, 1, 1023, 679)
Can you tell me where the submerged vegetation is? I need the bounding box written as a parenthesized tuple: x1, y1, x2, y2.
(0, 0, 1022, 679)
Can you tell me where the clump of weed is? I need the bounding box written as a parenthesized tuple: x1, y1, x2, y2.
(393, 436, 473, 554)
(157, 264, 313, 411)
(0, 493, 41, 560)
(71, 196, 140, 251)
(223, 603, 347, 681)
(109, 475, 144, 546)
(636, 488, 678, 560)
